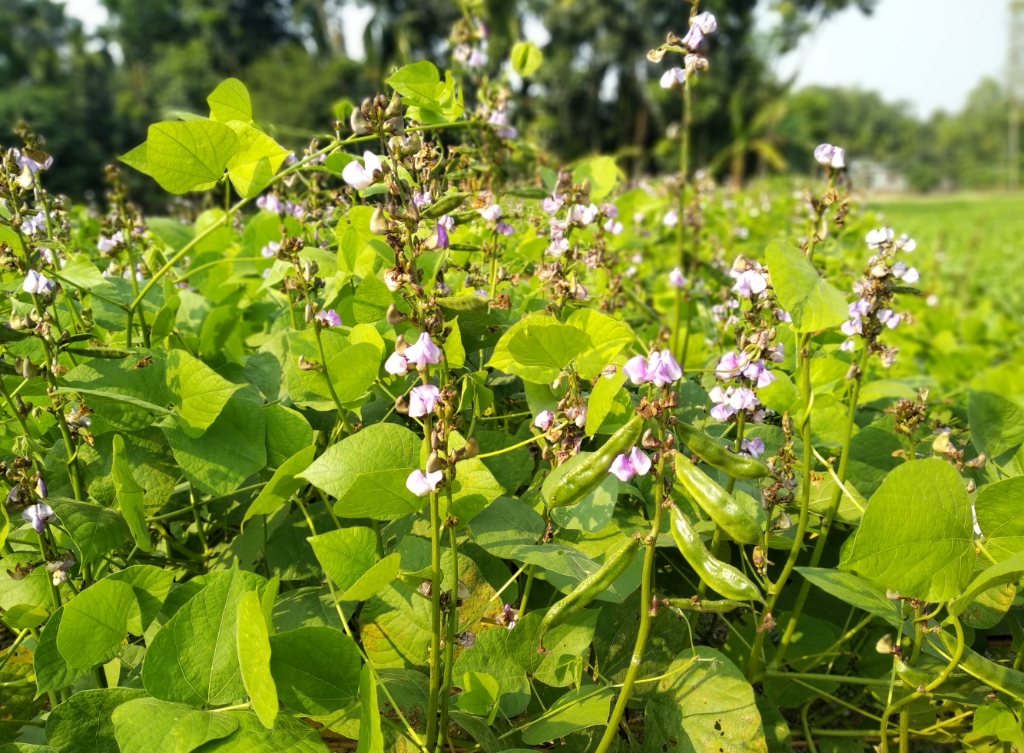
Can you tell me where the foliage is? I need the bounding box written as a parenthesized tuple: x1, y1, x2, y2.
(1, 10, 1024, 753)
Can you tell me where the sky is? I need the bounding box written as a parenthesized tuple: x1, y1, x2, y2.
(60, 0, 1010, 118)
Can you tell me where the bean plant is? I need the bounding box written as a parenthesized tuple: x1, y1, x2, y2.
(0, 6, 1021, 753)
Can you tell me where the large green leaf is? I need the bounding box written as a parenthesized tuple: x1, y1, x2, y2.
(243, 445, 316, 523)
(164, 397, 267, 496)
(794, 567, 902, 625)
(520, 685, 613, 745)
(507, 323, 591, 384)
(843, 458, 975, 601)
(52, 500, 131, 566)
(112, 697, 238, 753)
(178, 710, 328, 753)
(336, 469, 426, 519)
(643, 647, 767, 753)
(766, 240, 848, 332)
(144, 120, 239, 194)
(467, 496, 546, 559)
(451, 627, 531, 718)
(34, 606, 88, 695)
(356, 663, 384, 753)
(225, 121, 289, 198)
(106, 565, 175, 635)
(565, 308, 632, 380)
(269, 626, 361, 715)
(360, 581, 433, 668)
(968, 390, 1024, 458)
(308, 526, 378, 592)
(207, 78, 253, 123)
(45, 688, 146, 753)
(237, 590, 278, 728)
(143, 568, 254, 705)
(299, 423, 420, 500)
(165, 349, 241, 437)
(975, 476, 1024, 561)
(56, 578, 135, 669)
(112, 434, 151, 552)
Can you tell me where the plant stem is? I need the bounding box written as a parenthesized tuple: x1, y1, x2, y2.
(437, 521, 460, 752)
(425, 485, 442, 751)
(748, 332, 813, 681)
(594, 451, 665, 753)
(520, 565, 535, 615)
(771, 345, 869, 668)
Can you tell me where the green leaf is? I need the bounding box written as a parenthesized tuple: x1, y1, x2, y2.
(34, 606, 89, 695)
(360, 582, 433, 668)
(269, 626, 361, 715)
(179, 710, 328, 753)
(507, 323, 591, 383)
(794, 567, 902, 626)
(474, 431, 534, 495)
(308, 526, 378, 592)
(143, 567, 254, 705)
(55, 255, 107, 290)
(112, 697, 238, 753)
(56, 578, 135, 669)
(52, 500, 131, 566)
(342, 553, 401, 601)
(166, 349, 241, 437)
(356, 663, 384, 753)
(1, 603, 48, 630)
(225, 121, 289, 198)
(467, 496, 545, 559)
(164, 397, 267, 496)
(565, 309, 632, 381)
(551, 469, 618, 532)
(208, 78, 253, 123)
(585, 370, 628, 437)
(112, 434, 151, 552)
(969, 390, 1024, 458)
(236, 591, 278, 728)
(452, 627, 531, 718)
(106, 565, 175, 635)
(949, 550, 1024, 617)
(976, 476, 1024, 561)
(243, 446, 316, 523)
(144, 120, 240, 194)
(644, 648, 768, 753)
(336, 469, 426, 519)
(843, 458, 975, 601)
(520, 685, 613, 745)
(299, 423, 420, 500)
(264, 404, 313, 467)
(387, 61, 442, 106)
(510, 41, 543, 77)
(119, 142, 151, 177)
(45, 688, 146, 753)
(765, 240, 848, 332)
(456, 671, 500, 718)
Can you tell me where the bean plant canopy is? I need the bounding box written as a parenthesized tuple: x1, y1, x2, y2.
(0, 5, 1021, 753)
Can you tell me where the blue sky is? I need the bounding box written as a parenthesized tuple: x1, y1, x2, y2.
(60, 0, 1009, 117)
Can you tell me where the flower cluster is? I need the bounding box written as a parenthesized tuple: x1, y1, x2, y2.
(624, 350, 682, 388)
(610, 446, 652, 482)
(839, 227, 921, 365)
(386, 332, 442, 375)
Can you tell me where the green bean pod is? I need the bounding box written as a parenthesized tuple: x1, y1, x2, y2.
(669, 507, 762, 602)
(543, 414, 643, 510)
(537, 536, 641, 647)
(420, 192, 470, 219)
(661, 597, 747, 613)
(675, 421, 772, 479)
(932, 628, 1024, 699)
(674, 454, 766, 546)
(895, 658, 970, 691)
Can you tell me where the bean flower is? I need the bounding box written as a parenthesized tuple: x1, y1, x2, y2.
(406, 468, 444, 497)
(668, 268, 687, 289)
(341, 152, 383, 190)
(660, 68, 686, 89)
(21, 211, 47, 236)
(314, 309, 342, 327)
(610, 447, 652, 482)
(21, 502, 55, 534)
(624, 350, 683, 388)
(23, 270, 54, 295)
(709, 385, 760, 422)
(681, 11, 717, 51)
(813, 143, 846, 169)
(534, 410, 554, 431)
(408, 385, 441, 418)
(386, 332, 443, 375)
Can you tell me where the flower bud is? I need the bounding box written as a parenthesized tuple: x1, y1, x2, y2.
(370, 206, 390, 235)
(647, 49, 666, 63)
(297, 355, 318, 372)
(426, 451, 443, 473)
(394, 394, 410, 414)
(304, 302, 314, 323)
(395, 334, 408, 355)
(458, 437, 479, 460)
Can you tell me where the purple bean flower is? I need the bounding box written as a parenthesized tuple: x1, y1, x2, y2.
(260, 241, 281, 258)
(315, 309, 342, 327)
(534, 410, 554, 431)
(660, 67, 686, 89)
(813, 144, 845, 169)
(496, 220, 515, 236)
(668, 268, 687, 289)
(741, 438, 765, 459)
(341, 152, 383, 191)
(413, 190, 432, 208)
(479, 204, 503, 222)
(610, 447, 652, 482)
(408, 385, 441, 418)
(23, 269, 54, 295)
(426, 222, 451, 250)
(892, 262, 919, 284)
(257, 193, 284, 213)
(865, 227, 894, 249)
(663, 210, 679, 227)
(543, 194, 565, 215)
(624, 350, 682, 387)
(406, 468, 444, 497)
(21, 502, 55, 534)
(21, 212, 46, 236)
(403, 332, 442, 370)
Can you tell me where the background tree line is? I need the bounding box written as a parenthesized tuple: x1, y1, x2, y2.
(2, 0, 1006, 201)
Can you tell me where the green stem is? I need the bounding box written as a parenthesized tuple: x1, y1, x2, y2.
(801, 699, 819, 753)
(748, 332, 813, 681)
(0, 629, 29, 674)
(594, 453, 665, 753)
(425, 485, 443, 751)
(880, 613, 964, 753)
(771, 345, 868, 668)
(437, 521, 460, 752)
(519, 565, 535, 615)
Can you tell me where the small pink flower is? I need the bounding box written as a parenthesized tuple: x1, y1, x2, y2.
(668, 268, 687, 289)
(408, 385, 440, 418)
(341, 152, 383, 190)
(404, 333, 442, 370)
(610, 447, 652, 482)
(406, 469, 443, 497)
(315, 309, 342, 327)
(385, 351, 409, 375)
(623, 355, 650, 385)
(534, 410, 554, 430)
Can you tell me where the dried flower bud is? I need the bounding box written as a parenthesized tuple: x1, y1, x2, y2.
(370, 206, 390, 235)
